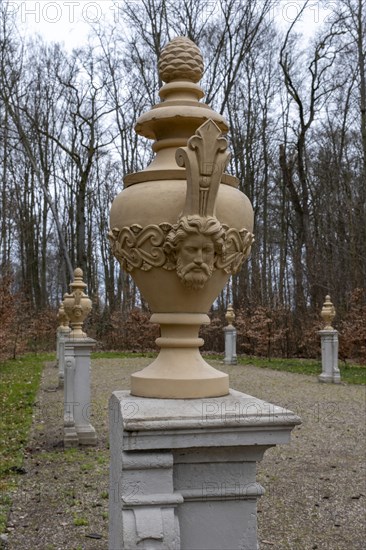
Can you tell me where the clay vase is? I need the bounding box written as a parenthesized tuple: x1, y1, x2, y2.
(109, 37, 254, 398)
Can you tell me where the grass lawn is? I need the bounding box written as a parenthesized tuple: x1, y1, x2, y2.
(236, 355, 366, 385)
(0, 353, 53, 532)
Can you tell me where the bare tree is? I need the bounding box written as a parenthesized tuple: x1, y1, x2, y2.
(0, 6, 73, 283)
(279, 3, 346, 309)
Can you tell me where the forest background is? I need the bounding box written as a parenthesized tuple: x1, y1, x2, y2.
(0, 0, 365, 362)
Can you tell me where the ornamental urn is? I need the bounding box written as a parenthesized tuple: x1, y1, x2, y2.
(63, 268, 92, 338)
(225, 304, 236, 328)
(320, 295, 336, 330)
(57, 302, 70, 334)
(109, 37, 254, 398)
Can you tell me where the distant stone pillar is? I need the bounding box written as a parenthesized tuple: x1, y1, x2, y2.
(56, 305, 63, 368)
(63, 268, 97, 446)
(72, 337, 97, 445)
(318, 295, 341, 384)
(224, 304, 237, 365)
(64, 343, 78, 447)
(57, 302, 71, 387)
(56, 328, 60, 368)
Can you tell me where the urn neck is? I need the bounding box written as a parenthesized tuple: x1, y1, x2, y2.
(128, 36, 229, 183)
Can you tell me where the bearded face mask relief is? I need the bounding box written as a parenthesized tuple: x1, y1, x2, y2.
(165, 215, 225, 290)
(176, 233, 215, 290)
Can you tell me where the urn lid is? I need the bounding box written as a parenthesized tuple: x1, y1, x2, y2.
(69, 267, 87, 291)
(158, 37, 204, 83)
(135, 36, 229, 171)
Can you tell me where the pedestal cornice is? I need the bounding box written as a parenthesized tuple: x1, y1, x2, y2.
(110, 389, 301, 451)
(65, 336, 96, 347)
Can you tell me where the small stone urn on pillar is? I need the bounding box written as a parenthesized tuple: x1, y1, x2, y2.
(108, 37, 300, 550)
(63, 268, 97, 446)
(56, 302, 71, 387)
(318, 295, 341, 384)
(224, 304, 237, 364)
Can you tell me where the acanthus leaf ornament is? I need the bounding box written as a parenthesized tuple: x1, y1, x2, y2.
(216, 226, 255, 274)
(175, 119, 230, 218)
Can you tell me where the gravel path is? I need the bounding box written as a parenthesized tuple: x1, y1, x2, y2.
(2, 357, 365, 550)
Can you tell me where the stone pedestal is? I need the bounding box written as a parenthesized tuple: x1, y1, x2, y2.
(58, 327, 71, 387)
(64, 341, 78, 447)
(318, 329, 341, 384)
(56, 326, 60, 368)
(224, 325, 237, 365)
(109, 390, 300, 550)
(64, 337, 97, 447)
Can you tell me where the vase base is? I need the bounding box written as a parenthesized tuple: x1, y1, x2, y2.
(130, 312, 230, 398)
(131, 371, 229, 399)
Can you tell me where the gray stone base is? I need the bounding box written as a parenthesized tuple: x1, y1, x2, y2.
(319, 329, 341, 384)
(318, 373, 341, 384)
(109, 389, 300, 550)
(76, 425, 98, 446)
(63, 337, 98, 447)
(223, 357, 237, 365)
(64, 426, 79, 448)
(224, 326, 237, 364)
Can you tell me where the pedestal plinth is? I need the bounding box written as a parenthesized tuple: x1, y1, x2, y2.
(58, 327, 71, 387)
(64, 337, 97, 447)
(109, 389, 301, 550)
(318, 329, 341, 384)
(64, 341, 78, 447)
(56, 326, 60, 368)
(224, 325, 237, 364)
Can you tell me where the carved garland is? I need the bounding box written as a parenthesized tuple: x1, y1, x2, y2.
(108, 223, 254, 276)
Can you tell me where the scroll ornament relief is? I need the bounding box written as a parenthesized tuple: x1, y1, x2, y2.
(108, 120, 254, 288)
(109, 223, 253, 275)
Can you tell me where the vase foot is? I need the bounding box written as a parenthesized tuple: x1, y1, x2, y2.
(130, 313, 229, 398)
(131, 359, 229, 398)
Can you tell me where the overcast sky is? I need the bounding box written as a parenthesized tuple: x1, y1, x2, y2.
(7, 0, 334, 49)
